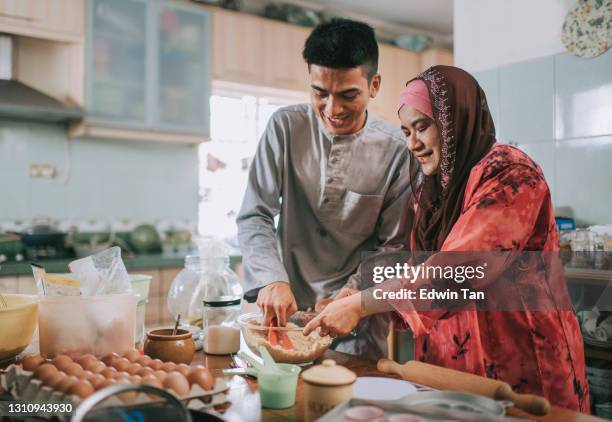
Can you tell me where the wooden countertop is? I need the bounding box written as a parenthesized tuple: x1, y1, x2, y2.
(197, 350, 605, 422)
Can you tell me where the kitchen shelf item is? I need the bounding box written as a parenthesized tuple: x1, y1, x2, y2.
(38, 293, 136, 358)
(130, 274, 152, 349)
(377, 359, 550, 416)
(144, 328, 195, 364)
(0, 294, 38, 364)
(238, 311, 332, 364)
(167, 244, 242, 331)
(301, 359, 356, 421)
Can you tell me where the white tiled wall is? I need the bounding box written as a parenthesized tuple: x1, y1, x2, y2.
(0, 120, 199, 226)
(474, 49, 612, 226)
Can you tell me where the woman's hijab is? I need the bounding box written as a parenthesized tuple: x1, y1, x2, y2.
(399, 66, 497, 251)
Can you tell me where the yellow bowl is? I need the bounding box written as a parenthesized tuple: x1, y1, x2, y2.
(0, 294, 38, 362)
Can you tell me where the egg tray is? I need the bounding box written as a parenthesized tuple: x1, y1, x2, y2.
(1, 364, 230, 420)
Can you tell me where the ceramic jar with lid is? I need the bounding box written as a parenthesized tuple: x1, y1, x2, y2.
(301, 359, 356, 421)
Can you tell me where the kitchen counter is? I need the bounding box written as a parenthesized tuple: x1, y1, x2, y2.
(0, 254, 243, 277)
(201, 350, 604, 422)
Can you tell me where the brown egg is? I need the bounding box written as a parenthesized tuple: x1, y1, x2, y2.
(162, 372, 190, 396)
(63, 362, 84, 377)
(148, 359, 163, 370)
(85, 361, 106, 375)
(101, 367, 118, 378)
(141, 374, 162, 388)
(136, 355, 152, 367)
(153, 370, 168, 381)
(175, 363, 191, 377)
(77, 370, 94, 380)
(34, 363, 59, 381)
(129, 375, 142, 384)
(161, 362, 176, 373)
(126, 363, 142, 375)
(187, 366, 214, 390)
(123, 350, 141, 362)
(115, 372, 131, 383)
(76, 354, 98, 369)
(67, 380, 95, 399)
(137, 366, 154, 377)
(95, 378, 116, 391)
(44, 372, 66, 388)
(21, 355, 46, 371)
(112, 357, 130, 372)
(88, 374, 106, 389)
(101, 352, 120, 367)
(141, 375, 163, 398)
(55, 375, 79, 394)
(52, 355, 73, 371)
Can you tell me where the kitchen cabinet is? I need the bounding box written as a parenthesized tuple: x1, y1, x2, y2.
(420, 48, 453, 72)
(262, 19, 310, 91)
(370, 44, 421, 124)
(212, 9, 264, 86)
(0, 0, 84, 43)
(74, 0, 211, 144)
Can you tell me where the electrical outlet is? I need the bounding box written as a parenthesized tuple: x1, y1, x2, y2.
(28, 164, 57, 179)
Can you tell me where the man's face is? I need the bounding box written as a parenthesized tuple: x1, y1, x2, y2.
(309, 64, 380, 135)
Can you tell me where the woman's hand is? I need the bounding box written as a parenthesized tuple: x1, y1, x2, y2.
(303, 292, 363, 337)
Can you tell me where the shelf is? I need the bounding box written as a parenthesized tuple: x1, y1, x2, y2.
(585, 345, 612, 362)
(68, 121, 209, 144)
(565, 267, 612, 286)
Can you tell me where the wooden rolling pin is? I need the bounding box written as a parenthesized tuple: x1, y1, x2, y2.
(377, 359, 550, 416)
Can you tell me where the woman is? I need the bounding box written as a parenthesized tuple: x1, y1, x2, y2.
(304, 66, 589, 412)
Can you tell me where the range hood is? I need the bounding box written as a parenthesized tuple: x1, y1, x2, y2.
(0, 34, 83, 123)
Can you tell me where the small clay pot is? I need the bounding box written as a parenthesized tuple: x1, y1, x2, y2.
(144, 329, 195, 364)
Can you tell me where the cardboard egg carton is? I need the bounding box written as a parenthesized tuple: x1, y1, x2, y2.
(1, 364, 229, 420)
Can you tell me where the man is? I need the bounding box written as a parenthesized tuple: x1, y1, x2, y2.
(236, 18, 413, 359)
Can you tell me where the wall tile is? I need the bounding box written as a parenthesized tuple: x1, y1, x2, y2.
(0, 121, 199, 225)
(555, 51, 612, 140)
(555, 135, 612, 225)
(473, 69, 503, 139)
(499, 56, 554, 143)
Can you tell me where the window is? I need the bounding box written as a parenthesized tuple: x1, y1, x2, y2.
(198, 86, 306, 241)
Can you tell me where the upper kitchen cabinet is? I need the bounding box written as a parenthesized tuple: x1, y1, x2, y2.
(262, 20, 309, 91)
(212, 9, 263, 85)
(211, 9, 309, 93)
(420, 48, 453, 72)
(370, 44, 421, 124)
(0, 0, 84, 43)
(71, 0, 211, 144)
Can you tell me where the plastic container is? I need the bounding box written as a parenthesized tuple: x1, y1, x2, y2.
(130, 274, 152, 349)
(0, 294, 38, 364)
(38, 293, 136, 358)
(167, 249, 242, 330)
(258, 363, 301, 409)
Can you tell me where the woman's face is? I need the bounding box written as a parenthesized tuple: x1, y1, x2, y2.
(399, 105, 440, 176)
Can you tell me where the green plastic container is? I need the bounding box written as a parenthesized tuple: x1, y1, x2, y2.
(257, 363, 301, 409)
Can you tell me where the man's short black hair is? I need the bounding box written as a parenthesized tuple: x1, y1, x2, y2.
(302, 18, 379, 81)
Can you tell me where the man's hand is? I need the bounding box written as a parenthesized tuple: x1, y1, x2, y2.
(304, 292, 363, 337)
(314, 287, 359, 312)
(256, 281, 298, 326)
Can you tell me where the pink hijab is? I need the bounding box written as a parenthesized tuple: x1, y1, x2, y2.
(397, 79, 433, 119)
